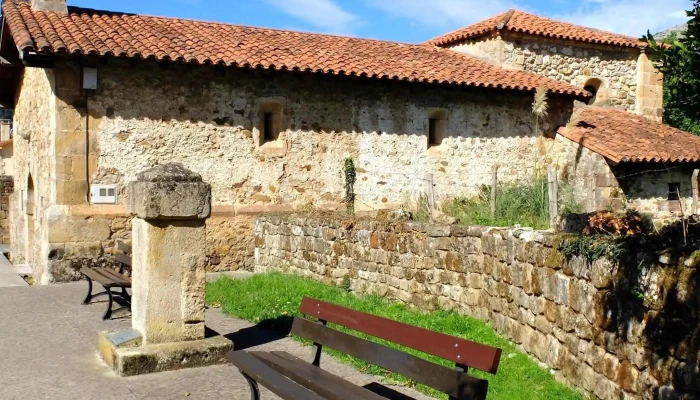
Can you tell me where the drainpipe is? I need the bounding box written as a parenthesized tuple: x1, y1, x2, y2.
(79, 58, 91, 203)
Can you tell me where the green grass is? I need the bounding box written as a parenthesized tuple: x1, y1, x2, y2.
(442, 176, 550, 230)
(441, 176, 584, 230)
(207, 273, 585, 400)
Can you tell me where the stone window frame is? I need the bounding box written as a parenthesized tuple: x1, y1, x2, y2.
(253, 97, 287, 155)
(426, 108, 448, 149)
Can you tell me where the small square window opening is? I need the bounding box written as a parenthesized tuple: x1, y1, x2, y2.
(668, 182, 681, 201)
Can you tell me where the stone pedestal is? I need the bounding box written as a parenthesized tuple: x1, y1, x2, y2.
(99, 164, 231, 376)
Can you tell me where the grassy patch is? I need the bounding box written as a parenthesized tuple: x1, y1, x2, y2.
(441, 176, 583, 230)
(208, 273, 584, 400)
(442, 176, 550, 230)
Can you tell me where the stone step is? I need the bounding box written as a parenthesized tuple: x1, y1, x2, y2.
(0, 255, 28, 288)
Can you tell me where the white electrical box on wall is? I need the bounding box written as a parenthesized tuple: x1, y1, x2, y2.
(90, 184, 118, 204)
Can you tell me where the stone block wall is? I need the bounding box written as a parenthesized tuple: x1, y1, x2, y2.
(255, 214, 700, 399)
(0, 176, 12, 243)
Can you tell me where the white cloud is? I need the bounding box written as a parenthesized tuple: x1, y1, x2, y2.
(367, 0, 517, 29)
(552, 0, 690, 38)
(263, 0, 360, 35)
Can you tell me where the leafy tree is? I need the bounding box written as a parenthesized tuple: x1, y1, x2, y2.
(643, 0, 700, 135)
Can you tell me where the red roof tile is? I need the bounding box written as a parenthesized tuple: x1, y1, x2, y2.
(558, 107, 700, 163)
(1, 1, 589, 97)
(427, 9, 646, 49)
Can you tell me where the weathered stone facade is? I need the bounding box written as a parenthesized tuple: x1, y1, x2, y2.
(255, 213, 700, 399)
(85, 60, 571, 206)
(10, 59, 578, 283)
(449, 33, 663, 120)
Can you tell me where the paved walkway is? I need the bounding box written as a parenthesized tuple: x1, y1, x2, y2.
(0, 282, 431, 400)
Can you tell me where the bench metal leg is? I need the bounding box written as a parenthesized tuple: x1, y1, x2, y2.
(121, 286, 131, 305)
(103, 287, 113, 320)
(241, 372, 260, 400)
(82, 277, 94, 305)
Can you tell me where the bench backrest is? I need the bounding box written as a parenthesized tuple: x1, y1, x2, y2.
(292, 297, 502, 400)
(115, 241, 132, 271)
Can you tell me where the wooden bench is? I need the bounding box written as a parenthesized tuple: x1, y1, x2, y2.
(227, 296, 502, 400)
(81, 241, 132, 320)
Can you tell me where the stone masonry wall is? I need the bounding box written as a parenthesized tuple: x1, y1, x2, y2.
(255, 214, 700, 399)
(79, 59, 571, 209)
(450, 34, 642, 113)
(11, 59, 576, 283)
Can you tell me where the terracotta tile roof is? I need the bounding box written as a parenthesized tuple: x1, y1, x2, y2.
(558, 107, 700, 163)
(427, 9, 646, 49)
(1, 1, 589, 97)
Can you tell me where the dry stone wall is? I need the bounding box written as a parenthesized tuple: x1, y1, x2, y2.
(255, 214, 700, 400)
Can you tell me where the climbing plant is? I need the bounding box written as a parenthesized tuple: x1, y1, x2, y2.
(343, 158, 356, 215)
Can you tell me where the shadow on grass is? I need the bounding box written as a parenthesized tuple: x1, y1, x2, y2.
(221, 315, 294, 351)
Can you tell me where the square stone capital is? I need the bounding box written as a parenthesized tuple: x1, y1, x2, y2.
(127, 163, 211, 220)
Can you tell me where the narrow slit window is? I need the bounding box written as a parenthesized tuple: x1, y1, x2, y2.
(428, 119, 437, 146)
(668, 182, 681, 201)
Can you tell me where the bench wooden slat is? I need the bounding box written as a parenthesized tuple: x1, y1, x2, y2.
(80, 267, 131, 288)
(252, 351, 384, 400)
(227, 351, 327, 400)
(290, 317, 489, 400)
(81, 267, 117, 287)
(299, 297, 502, 374)
(116, 241, 132, 254)
(115, 252, 132, 267)
(98, 268, 131, 286)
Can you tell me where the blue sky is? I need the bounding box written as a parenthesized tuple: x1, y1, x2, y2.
(69, 0, 691, 43)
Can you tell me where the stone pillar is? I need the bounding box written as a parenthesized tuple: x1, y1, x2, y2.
(128, 163, 211, 344)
